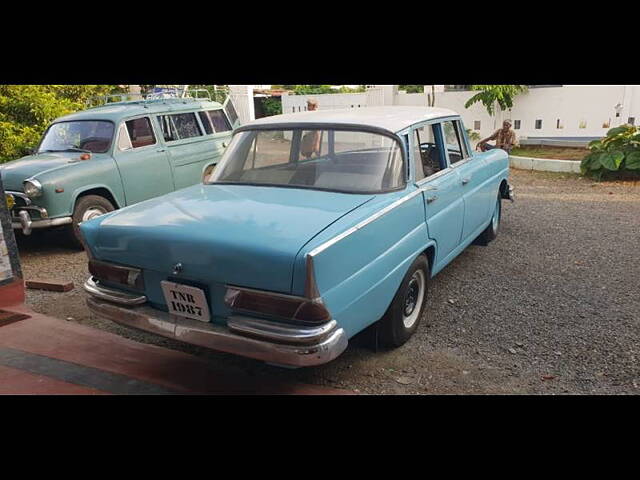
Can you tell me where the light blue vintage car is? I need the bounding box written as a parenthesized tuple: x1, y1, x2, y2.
(81, 106, 514, 367)
(1, 93, 239, 247)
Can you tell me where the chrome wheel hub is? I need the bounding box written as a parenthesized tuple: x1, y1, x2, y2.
(82, 206, 107, 222)
(403, 270, 425, 329)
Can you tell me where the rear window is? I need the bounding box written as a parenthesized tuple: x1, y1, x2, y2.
(224, 99, 239, 125)
(198, 109, 232, 134)
(210, 128, 405, 193)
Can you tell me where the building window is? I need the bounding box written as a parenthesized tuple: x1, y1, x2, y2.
(535, 119, 542, 129)
(579, 120, 587, 129)
(556, 119, 564, 129)
(514, 120, 521, 129)
(628, 117, 636, 126)
(474, 120, 481, 130)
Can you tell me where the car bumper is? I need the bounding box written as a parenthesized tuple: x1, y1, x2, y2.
(84, 277, 348, 367)
(11, 209, 72, 235)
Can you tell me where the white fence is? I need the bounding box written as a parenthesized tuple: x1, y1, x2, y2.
(280, 86, 640, 143)
(282, 92, 367, 113)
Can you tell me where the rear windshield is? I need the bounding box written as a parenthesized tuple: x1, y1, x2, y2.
(209, 129, 405, 193)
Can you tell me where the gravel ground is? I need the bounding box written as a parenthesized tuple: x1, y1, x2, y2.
(17, 169, 640, 394)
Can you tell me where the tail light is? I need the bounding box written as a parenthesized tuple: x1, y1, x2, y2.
(224, 287, 331, 325)
(89, 259, 144, 291)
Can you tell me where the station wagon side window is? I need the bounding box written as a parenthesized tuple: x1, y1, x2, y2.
(413, 124, 444, 180)
(167, 112, 203, 140)
(224, 99, 239, 126)
(442, 119, 468, 165)
(124, 117, 156, 148)
(157, 115, 178, 142)
(198, 109, 232, 134)
(117, 123, 132, 151)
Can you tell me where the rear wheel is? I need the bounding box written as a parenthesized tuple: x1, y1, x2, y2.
(378, 255, 429, 348)
(67, 195, 114, 249)
(477, 193, 501, 245)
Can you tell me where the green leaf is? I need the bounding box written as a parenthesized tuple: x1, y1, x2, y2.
(599, 151, 624, 171)
(625, 151, 640, 170)
(606, 126, 628, 137)
(588, 152, 604, 170)
(588, 139, 603, 150)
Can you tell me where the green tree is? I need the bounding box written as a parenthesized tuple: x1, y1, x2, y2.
(262, 97, 282, 116)
(464, 85, 529, 116)
(0, 85, 122, 163)
(399, 85, 424, 94)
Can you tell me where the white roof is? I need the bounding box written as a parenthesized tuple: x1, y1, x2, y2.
(248, 106, 459, 134)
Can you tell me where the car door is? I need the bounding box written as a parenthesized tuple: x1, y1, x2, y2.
(412, 121, 464, 271)
(158, 110, 234, 190)
(196, 107, 235, 180)
(442, 118, 492, 242)
(113, 116, 175, 206)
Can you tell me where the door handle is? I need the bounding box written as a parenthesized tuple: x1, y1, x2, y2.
(426, 195, 438, 204)
(157, 148, 166, 153)
(462, 177, 471, 185)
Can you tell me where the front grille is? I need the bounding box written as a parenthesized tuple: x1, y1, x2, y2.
(6, 192, 29, 209)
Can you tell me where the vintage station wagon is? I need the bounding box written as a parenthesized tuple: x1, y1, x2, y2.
(81, 106, 514, 367)
(0, 95, 239, 246)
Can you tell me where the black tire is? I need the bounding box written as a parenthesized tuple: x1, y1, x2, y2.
(477, 193, 502, 245)
(378, 254, 429, 348)
(67, 195, 115, 249)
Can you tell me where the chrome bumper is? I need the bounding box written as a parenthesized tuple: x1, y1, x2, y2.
(11, 208, 72, 235)
(84, 278, 348, 367)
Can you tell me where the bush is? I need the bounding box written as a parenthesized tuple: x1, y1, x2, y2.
(0, 85, 121, 163)
(580, 125, 640, 179)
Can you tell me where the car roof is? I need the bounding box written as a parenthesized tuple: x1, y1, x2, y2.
(54, 98, 224, 123)
(246, 106, 459, 134)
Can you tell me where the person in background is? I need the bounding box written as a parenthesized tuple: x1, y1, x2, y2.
(301, 99, 321, 158)
(477, 120, 517, 153)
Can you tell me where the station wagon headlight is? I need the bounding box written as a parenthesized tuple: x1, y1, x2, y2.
(23, 179, 43, 198)
(224, 287, 331, 324)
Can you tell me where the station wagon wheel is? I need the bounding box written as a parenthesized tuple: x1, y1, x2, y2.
(67, 194, 115, 249)
(378, 254, 429, 348)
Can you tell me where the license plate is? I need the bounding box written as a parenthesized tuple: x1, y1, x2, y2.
(161, 281, 211, 323)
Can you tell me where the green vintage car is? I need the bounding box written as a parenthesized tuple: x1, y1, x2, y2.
(0, 95, 240, 247)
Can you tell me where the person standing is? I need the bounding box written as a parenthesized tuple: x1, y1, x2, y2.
(477, 120, 517, 153)
(301, 99, 321, 158)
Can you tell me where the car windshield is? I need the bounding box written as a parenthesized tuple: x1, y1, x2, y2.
(39, 120, 115, 154)
(209, 128, 405, 193)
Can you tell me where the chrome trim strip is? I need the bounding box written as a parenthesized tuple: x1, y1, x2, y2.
(227, 317, 339, 345)
(415, 166, 452, 186)
(308, 188, 424, 258)
(87, 298, 348, 367)
(5, 191, 31, 205)
(83, 277, 147, 306)
(16, 205, 48, 217)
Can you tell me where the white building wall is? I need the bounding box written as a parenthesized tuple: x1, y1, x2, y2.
(281, 92, 367, 113)
(278, 86, 640, 143)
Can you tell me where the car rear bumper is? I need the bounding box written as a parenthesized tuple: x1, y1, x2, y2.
(84, 278, 348, 367)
